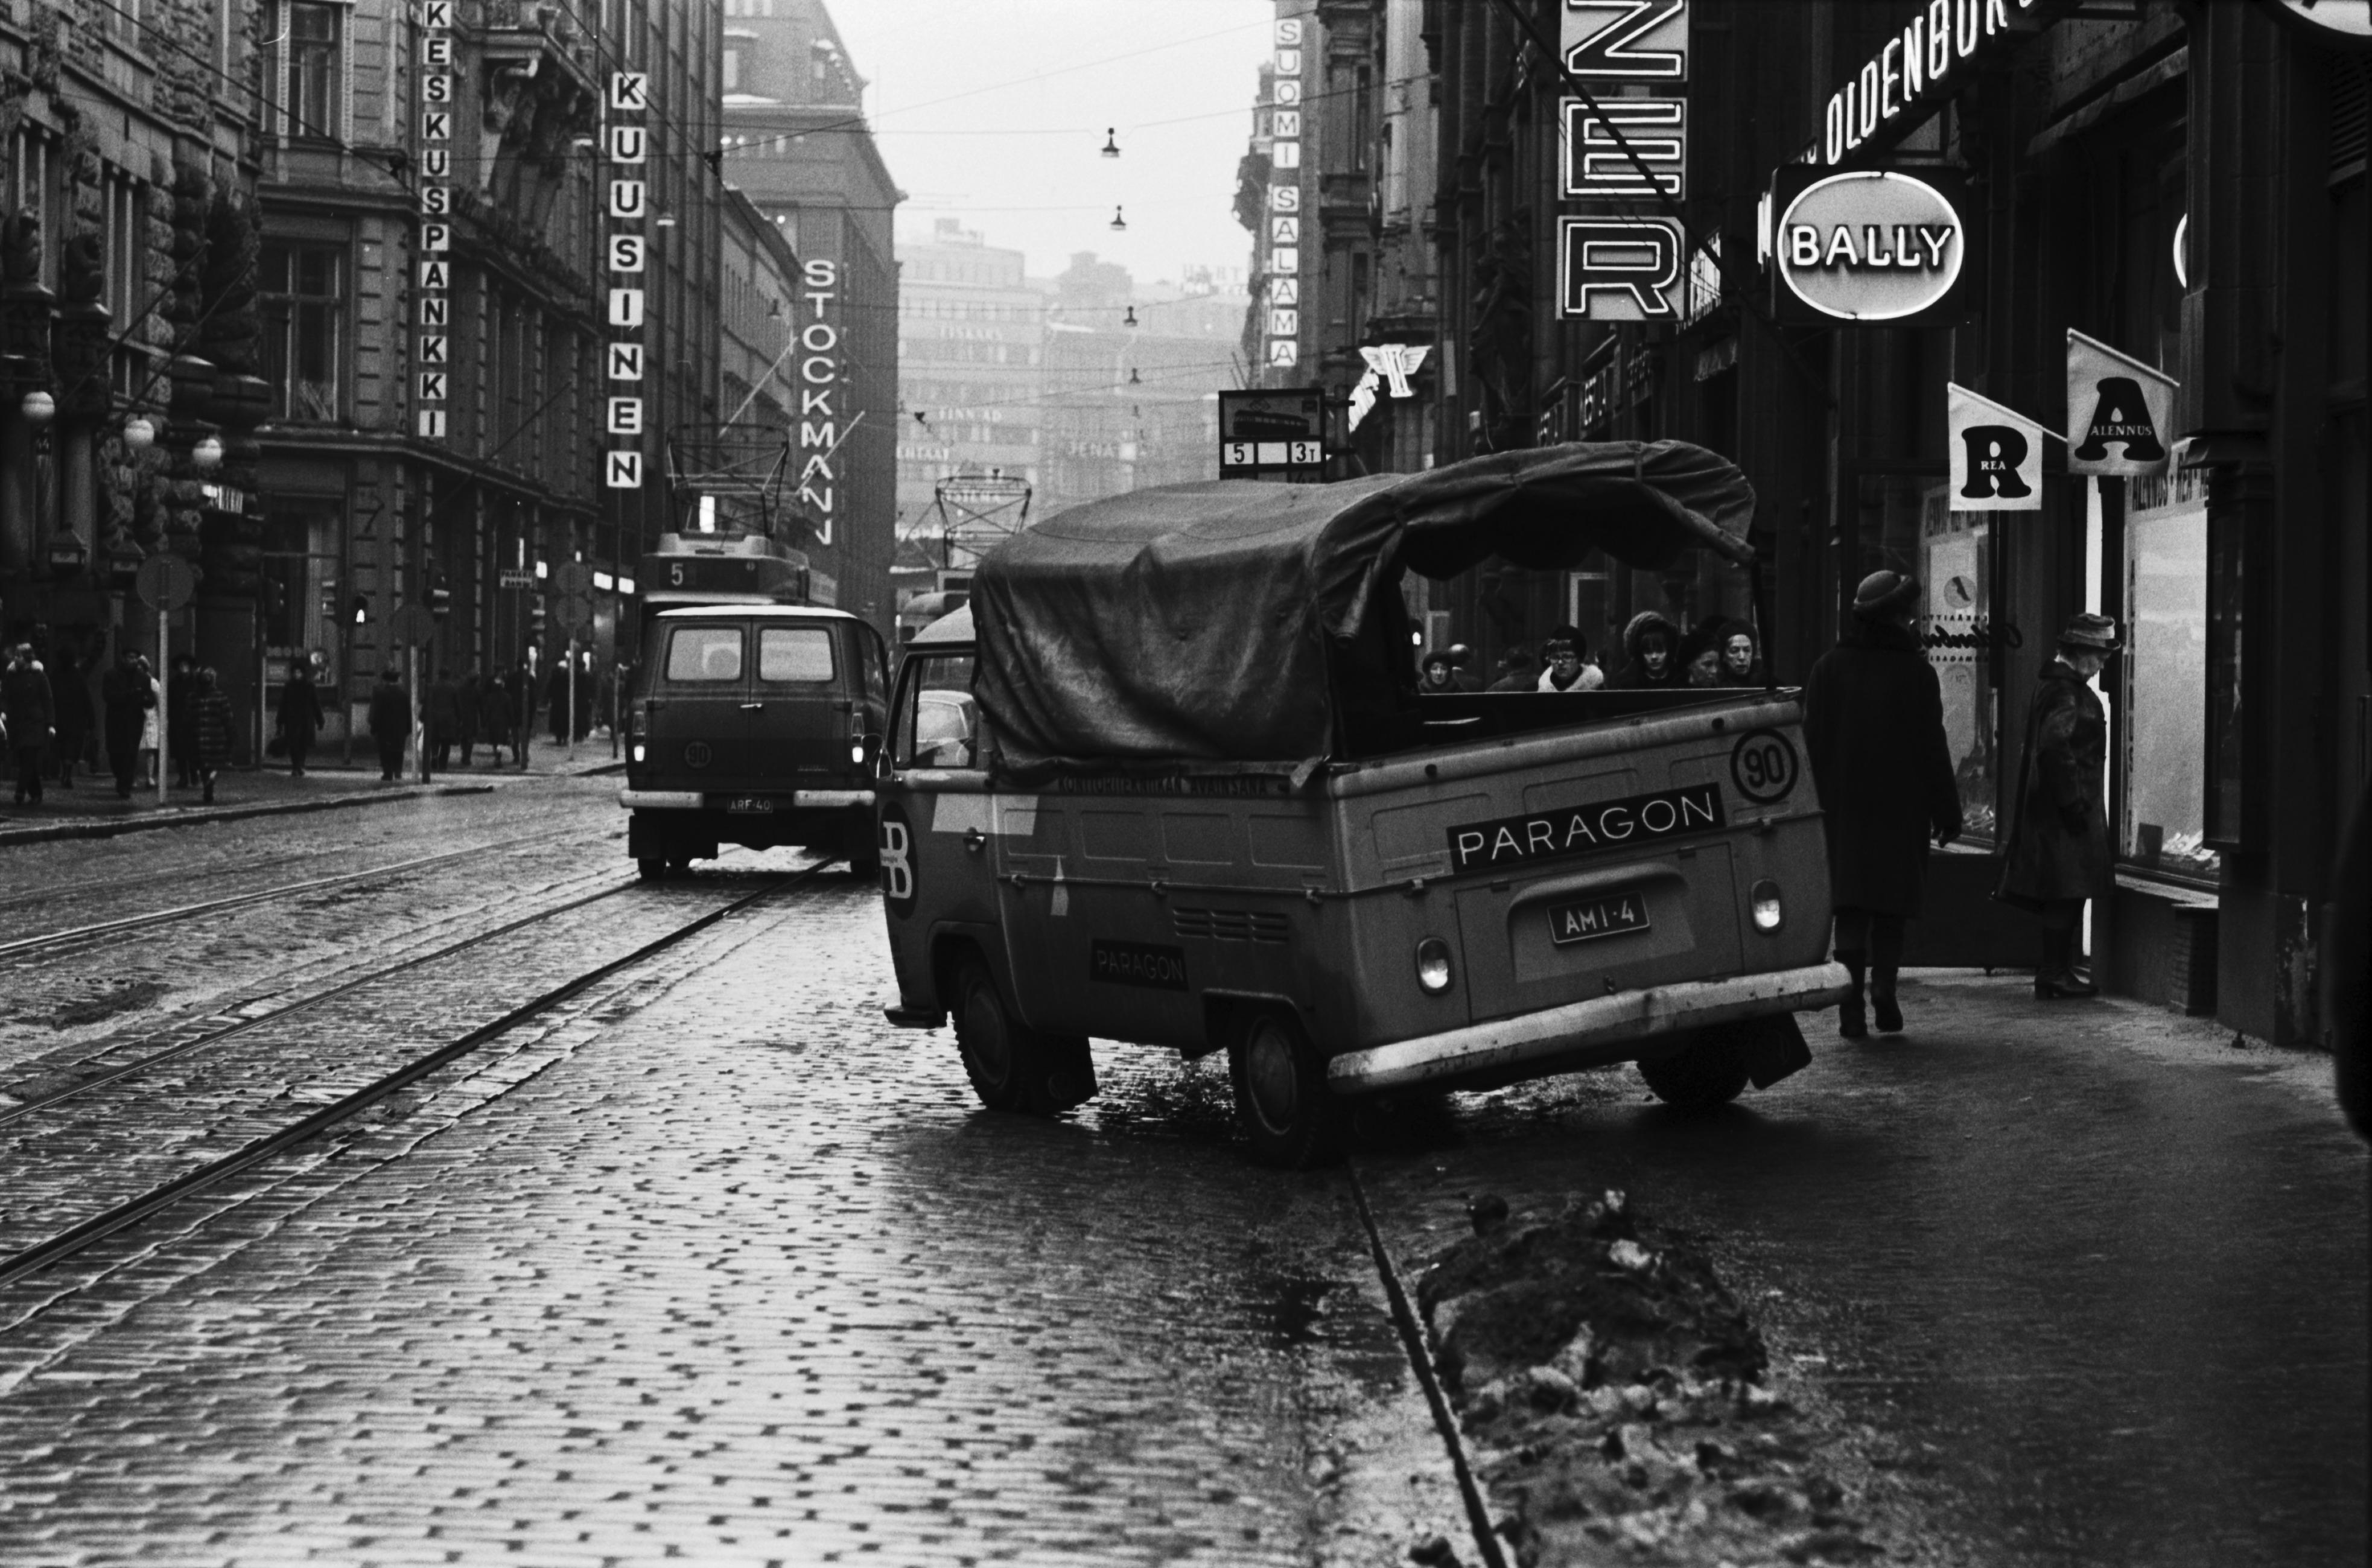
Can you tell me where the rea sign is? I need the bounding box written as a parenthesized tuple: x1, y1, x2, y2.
(1767, 167, 1975, 326)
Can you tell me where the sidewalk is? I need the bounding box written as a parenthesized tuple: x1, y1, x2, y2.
(0, 735, 625, 847)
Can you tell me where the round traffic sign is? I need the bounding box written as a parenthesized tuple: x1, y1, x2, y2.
(392, 602, 440, 648)
(553, 595, 597, 636)
(133, 553, 196, 613)
(552, 561, 596, 598)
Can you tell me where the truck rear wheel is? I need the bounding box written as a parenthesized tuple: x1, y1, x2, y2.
(950, 956, 1089, 1115)
(1636, 1029, 1752, 1108)
(1229, 1008, 1344, 1169)
(637, 856, 668, 881)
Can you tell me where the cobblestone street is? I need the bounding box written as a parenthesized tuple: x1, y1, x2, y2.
(0, 781, 1467, 1566)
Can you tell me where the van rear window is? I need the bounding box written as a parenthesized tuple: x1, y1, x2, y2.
(758, 626, 836, 684)
(664, 626, 745, 683)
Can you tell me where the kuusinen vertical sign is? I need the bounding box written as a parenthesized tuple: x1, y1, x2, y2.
(605, 71, 649, 490)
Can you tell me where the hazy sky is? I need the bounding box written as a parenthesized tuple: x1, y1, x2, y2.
(826, 1, 1274, 285)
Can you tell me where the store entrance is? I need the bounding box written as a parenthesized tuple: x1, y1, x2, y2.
(1842, 462, 2033, 970)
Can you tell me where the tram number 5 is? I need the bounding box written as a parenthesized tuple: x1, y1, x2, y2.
(1729, 729, 1800, 805)
(669, 562, 685, 585)
(879, 816, 915, 903)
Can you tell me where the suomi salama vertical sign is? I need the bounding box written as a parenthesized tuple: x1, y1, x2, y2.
(605, 72, 650, 490)
(416, 0, 453, 438)
(1264, 17, 1303, 372)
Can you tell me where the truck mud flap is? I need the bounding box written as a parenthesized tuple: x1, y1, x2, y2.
(1743, 1013, 1813, 1089)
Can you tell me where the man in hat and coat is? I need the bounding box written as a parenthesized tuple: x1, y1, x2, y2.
(1803, 570, 1963, 1037)
(1998, 612, 2120, 998)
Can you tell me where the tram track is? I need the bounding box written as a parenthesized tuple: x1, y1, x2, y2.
(0, 824, 589, 965)
(0, 860, 833, 1290)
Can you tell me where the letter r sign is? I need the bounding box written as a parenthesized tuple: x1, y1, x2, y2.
(1557, 217, 1684, 322)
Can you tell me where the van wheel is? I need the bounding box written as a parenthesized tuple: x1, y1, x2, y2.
(1636, 1030, 1751, 1108)
(952, 956, 1072, 1115)
(1229, 1008, 1344, 1168)
(637, 856, 668, 881)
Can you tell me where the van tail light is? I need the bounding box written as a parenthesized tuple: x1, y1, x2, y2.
(1414, 936, 1455, 994)
(1750, 879, 1784, 932)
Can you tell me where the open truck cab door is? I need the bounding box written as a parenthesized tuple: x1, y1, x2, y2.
(876, 442, 1845, 1166)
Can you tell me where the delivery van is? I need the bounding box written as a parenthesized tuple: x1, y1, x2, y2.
(874, 443, 1846, 1165)
(622, 605, 890, 878)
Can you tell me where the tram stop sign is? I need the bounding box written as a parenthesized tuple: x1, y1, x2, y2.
(133, 553, 196, 614)
(552, 562, 596, 599)
(554, 594, 596, 637)
(392, 603, 440, 649)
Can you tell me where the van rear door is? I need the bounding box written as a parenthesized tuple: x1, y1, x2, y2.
(745, 620, 846, 782)
(644, 618, 754, 786)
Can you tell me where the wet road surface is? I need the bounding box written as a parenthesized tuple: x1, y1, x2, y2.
(1356, 970, 2370, 1567)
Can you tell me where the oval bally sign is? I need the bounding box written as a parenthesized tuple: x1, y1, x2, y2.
(1776, 171, 1964, 322)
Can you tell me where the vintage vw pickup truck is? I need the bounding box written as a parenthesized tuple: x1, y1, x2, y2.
(873, 443, 1846, 1165)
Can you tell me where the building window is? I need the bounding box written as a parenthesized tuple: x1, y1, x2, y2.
(261, 242, 345, 422)
(287, 1, 340, 141)
(9, 129, 59, 291)
(109, 0, 144, 48)
(723, 48, 739, 90)
(105, 173, 147, 398)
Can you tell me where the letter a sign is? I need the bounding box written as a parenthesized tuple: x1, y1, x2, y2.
(1947, 382, 2046, 512)
(2065, 329, 2176, 477)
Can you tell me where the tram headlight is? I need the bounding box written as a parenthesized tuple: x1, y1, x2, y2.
(1414, 936, 1455, 994)
(1750, 878, 1784, 932)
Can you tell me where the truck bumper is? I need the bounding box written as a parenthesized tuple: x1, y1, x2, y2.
(620, 789, 876, 810)
(1325, 961, 1851, 1096)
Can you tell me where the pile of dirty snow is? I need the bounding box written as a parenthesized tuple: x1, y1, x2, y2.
(1416, 1190, 1895, 1567)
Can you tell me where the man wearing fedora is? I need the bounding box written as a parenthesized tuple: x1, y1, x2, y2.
(1997, 612, 2120, 998)
(1804, 570, 1964, 1038)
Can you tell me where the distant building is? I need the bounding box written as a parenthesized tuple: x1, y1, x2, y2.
(1036, 253, 1238, 524)
(714, 0, 897, 633)
(713, 185, 802, 542)
(895, 219, 1044, 556)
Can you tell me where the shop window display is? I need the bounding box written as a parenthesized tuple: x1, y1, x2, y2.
(2122, 470, 2218, 880)
(1916, 483, 1998, 842)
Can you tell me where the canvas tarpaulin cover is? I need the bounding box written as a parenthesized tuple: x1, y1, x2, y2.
(970, 441, 1756, 769)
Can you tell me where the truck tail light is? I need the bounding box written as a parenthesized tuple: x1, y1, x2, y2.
(1750, 879, 1784, 932)
(1414, 936, 1454, 994)
(631, 743, 646, 763)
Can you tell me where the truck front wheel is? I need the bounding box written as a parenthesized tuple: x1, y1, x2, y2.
(1636, 1029, 1752, 1108)
(1229, 1008, 1344, 1169)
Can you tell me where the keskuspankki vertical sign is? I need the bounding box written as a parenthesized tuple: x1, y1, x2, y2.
(415, 0, 453, 439)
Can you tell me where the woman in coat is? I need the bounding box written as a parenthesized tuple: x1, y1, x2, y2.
(1611, 611, 1684, 689)
(49, 648, 92, 789)
(1998, 614, 2119, 998)
(276, 665, 325, 776)
(1802, 570, 1963, 1037)
(192, 667, 235, 803)
(477, 671, 511, 767)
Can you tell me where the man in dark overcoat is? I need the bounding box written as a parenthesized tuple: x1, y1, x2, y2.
(367, 667, 412, 782)
(1998, 613, 2119, 998)
(101, 650, 153, 799)
(1803, 570, 1963, 1037)
(276, 664, 325, 776)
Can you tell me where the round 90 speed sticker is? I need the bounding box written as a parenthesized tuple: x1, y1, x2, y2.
(1729, 729, 1801, 804)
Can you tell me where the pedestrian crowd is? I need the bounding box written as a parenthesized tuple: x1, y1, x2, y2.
(2, 636, 620, 809)
(1416, 612, 1764, 697)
